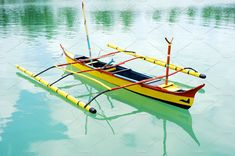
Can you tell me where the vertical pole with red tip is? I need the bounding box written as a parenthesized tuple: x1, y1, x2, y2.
(165, 37, 173, 85)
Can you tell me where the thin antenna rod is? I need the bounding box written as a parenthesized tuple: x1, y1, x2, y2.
(82, 0, 92, 57)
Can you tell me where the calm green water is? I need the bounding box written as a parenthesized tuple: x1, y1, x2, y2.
(0, 0, 235, 155)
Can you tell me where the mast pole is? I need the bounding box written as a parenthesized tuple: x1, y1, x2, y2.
(82, 0, 92, 57)
(165, 37, 173, 85)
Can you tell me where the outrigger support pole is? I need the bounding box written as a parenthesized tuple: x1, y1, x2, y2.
(34, 66, 56, 77)
(32, 44, 120, 80)
(84, 66, 197, 107)
(50, 73, 73, 86)
(59, 44, 120, 67)
(47, 57, 143, 86)
(85, 90, 110, 108)
(49, 68, 97, 86)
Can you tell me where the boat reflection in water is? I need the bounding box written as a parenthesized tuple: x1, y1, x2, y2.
(17, 65, 202, 154)
(68, 67, 202, 155)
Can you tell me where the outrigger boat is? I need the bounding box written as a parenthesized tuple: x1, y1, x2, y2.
(16, 40, 205, 114)
(15, 0, 206, 114)
(17, 67, 201, 154)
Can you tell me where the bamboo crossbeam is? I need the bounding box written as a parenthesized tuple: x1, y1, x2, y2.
(107, 43, 206, 79)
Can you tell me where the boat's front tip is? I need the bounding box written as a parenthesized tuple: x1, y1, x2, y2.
(196, 83, 205, 92)
(166, 83, 205, 109)
(182, 83, 205, 97)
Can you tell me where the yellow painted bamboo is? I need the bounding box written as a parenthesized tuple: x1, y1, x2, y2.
(107, 43, 206, 79)
(16, 65, 97, 114)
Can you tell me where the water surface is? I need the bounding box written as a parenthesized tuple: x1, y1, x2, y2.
(0, 0, 235, 155)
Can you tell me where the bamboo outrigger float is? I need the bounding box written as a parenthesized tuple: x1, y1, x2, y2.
(15, 0, 206, 114)
(16, 65, 97, 113)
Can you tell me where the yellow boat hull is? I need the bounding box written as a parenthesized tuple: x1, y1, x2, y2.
(64, 51, 204, 109)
